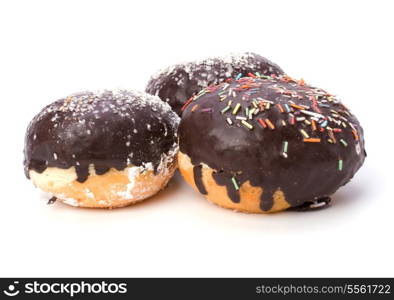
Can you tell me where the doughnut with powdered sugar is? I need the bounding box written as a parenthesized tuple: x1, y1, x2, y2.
(24, 89, 180, 208)
(146, 52, 284, 116)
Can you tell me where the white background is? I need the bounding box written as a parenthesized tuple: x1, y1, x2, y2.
(0, 0, 393, 277)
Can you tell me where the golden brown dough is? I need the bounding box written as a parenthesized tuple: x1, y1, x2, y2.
(178, 151, 290, 213)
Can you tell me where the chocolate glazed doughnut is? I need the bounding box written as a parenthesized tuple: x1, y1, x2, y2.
(178, 75, 366, 213)
(145, 52, 284, 116)
(24, 90, 180, 208)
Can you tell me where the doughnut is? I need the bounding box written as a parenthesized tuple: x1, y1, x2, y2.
(146, 52, 284, 116)
(24, 90, 180, 208)
(178, 74, 366, 213)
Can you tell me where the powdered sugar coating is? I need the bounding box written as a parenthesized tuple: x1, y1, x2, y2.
(146, 52, 284, 115)
(31, 89, 179, 128)
(116, 141, 178, 201)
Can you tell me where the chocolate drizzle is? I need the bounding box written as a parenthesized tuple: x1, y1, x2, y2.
(193, 165, 207, 195)
(179, 76, 366, 211)
(212, 172, 241, 203)
(146, 52, 284, 116)
(24, 90, 180, 182)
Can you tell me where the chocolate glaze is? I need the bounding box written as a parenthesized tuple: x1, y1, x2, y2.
(146, 52, 284, 116)
(24, 90, 180, 182)
(179, 76, 366, 211)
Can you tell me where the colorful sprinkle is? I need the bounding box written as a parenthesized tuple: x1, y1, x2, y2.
(193, 90, 206, 101)
(338, 159, 343, 171)
(260, 74, 271, 79)
(290, 103, 304, 110)
(303, 138, 321, 143)
(235, 73, 243, 80)
(232, 103, 241, 115)
(265, 118, 275, 130)
(277, 104, 285, 113)
(221, 106, 231, 114)
(319, 103, 330, 108)
(312, 104, 322, 114)
(226, 118, 233, 125)
(247, 72, 256, 78)
(282, 141, 289, 158)
(284, 103, 291, 113)
(258, 118, 267, 128)
(249, 108, 255, 119)
(231, 176, 239, 190)
(311, 119, 317, 131)
(181, 96, 194, 111)
(300, 109, 324, 119)
(327, 129, 337, 143)
(320, 120, 328, 127)
(340, 139, 348, 147)
(241, 120, 253, 130)
(300, 129, 310, 139)
(352, 129, 359, 140)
